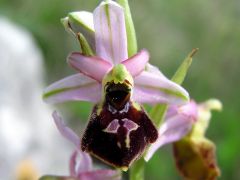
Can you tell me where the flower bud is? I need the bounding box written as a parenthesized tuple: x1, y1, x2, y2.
(173, 99, 222, 180)
(61, 11, 95, 53)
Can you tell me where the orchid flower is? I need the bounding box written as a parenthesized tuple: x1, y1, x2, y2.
(173, 99, 222, 180)
(43, 0, 188, 105)
(43, 0, 190, 170)
(144, 100, 198, 161)
(40, 112, 121, 180)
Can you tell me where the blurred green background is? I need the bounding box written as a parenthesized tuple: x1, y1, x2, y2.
(1, 0, 239, 179)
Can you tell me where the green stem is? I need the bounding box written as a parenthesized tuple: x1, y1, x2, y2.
(149, 104, 168, 128)
(129, 158, 145, 180)
(117, 0, 138, 56)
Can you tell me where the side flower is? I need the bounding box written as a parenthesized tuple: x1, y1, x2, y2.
(144, 101, 198, 161)
(173, 99, 222, 180)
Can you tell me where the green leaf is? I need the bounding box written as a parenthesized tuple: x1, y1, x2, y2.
(149, 48, 199, 128)
(117, 0, 138, 56)
(171, 48, 199, 84)
(149, 104, 168, 128)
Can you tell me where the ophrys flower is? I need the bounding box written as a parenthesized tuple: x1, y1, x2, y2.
(43, 0, 189, 170)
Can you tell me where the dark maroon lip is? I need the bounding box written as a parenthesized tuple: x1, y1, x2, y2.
(81, 102, 158, 168)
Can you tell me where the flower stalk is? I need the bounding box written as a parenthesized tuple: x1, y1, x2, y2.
(116, 0, 138, 56)
(129, 158, 145, 180)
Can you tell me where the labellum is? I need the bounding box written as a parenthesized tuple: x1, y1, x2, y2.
(81, 65, 158, 170)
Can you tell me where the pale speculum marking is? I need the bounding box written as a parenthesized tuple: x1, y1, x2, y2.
(103, 118, 139, 149)
(107, 102, 129, 114)
(107, 104, 117, 114)
(122, 118, 139, 148)
(119, 102, 130, 114)
(103, 119, 120, 133)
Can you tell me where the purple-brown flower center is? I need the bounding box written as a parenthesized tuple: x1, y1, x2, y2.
(105, 82, 131, 110)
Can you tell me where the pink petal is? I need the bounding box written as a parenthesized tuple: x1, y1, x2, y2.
(144, 101, 197, 161)
(53, 112, 93, 175)
(78, 169, 121, 180)
(165, 100, 198, 122)
(133, 71, 189, 105)
(52, 111, 80, 147)
(94, 1, 128, 64)
(69, 150, 78, 177)
(68, 53, 112, 82)
(121, 49, 149, 77)
(69, 150, 93, 177)
(43, 74, 102, 104)
(145, 63, 165, 76)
